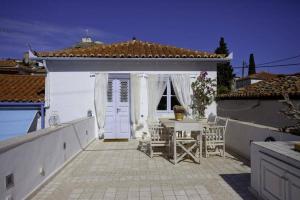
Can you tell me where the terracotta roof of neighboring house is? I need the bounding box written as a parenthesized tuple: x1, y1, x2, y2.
(219, 73, 300, 99)
(0, 75, 45, 102)
(0, 60, 18, 68)
(237, 72, 278, 81)
(37, 39, 226, 59)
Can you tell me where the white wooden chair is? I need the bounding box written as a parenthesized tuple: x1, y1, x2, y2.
(199, 114, 217, 128)
(148, 121, 169, 158)
(203, 118, 228, 158)
(172, 122, 202, 164)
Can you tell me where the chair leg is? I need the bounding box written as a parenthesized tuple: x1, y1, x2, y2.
(173, 140, 177, 165)
(223, 145, 225, 158)
(150, 144, 153, 158)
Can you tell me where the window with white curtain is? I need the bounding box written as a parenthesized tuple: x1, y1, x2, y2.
(157, 78, 181, 112)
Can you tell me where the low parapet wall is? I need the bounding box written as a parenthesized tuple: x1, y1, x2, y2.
(0, 117, 96, 200)
(222, 117, 300, 160)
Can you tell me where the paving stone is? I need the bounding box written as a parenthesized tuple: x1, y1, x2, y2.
(30, 140, 254, 200)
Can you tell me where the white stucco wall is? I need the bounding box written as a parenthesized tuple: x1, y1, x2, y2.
(0, 117, 96, 200)
(44, 59, 219, 138)
(223, 117, 300, 160)
(46, 72, 96, 128)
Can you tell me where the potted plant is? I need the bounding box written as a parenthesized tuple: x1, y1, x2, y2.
(191, 72, 216, 119)
(173, 105, 186, 121)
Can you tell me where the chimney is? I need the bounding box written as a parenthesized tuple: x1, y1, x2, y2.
(23, 52, 29, 64)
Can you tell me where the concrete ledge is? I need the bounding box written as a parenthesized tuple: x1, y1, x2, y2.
(0, 117, 96, 200)
(0, 117, 91, 154)
(219, 117, 300, 160)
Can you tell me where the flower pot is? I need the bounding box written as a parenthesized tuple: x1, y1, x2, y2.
(174, 112, 184, 121)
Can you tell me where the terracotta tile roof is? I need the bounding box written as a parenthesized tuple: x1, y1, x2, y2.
(0, 60, 17, 68)
(237, 72, 278, 81)
(0, 75, 45, 102)
(37, 39, 226, 59)
(219, 73, 300, 99)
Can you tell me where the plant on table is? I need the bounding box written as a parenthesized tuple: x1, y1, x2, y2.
(173, 105, 186, 121)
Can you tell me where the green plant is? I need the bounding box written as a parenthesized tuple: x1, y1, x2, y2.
(217, 85, 230, 95)
(248, 53, 256, 75)
(191, 72, 216, 119)
(215, 37, 234, 94)
(173, 105, 186, 114)
(279, 93, 300, 135)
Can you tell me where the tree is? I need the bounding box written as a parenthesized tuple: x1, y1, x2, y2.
(215, 37, 234, 94)
(248, 53, 256, 75)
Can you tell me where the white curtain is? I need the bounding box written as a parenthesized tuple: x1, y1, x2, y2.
(130, 74, 141, 137)
(94, 73, 108, 138)
(147, 74, 168, 122)
(170, 74, 192, 116)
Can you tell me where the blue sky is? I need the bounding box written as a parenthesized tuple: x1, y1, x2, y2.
(1, 0, 300, 76)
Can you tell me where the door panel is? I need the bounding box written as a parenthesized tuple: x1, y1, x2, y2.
(261, 159, 286, 200)
(104, 78, 130, 139)
(286, 173, 300, 200)
(104, 80, 115, 138)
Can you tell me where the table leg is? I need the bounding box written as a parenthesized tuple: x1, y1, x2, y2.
(173, 131, 177, 165)
(199, 132, 202, 162)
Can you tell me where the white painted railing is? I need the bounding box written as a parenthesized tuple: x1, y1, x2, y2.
(0, 117, 96, 200)
(222, 117, 300, 160)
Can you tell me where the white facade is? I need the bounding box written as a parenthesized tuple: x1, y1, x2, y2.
(42, 58, 222, 139)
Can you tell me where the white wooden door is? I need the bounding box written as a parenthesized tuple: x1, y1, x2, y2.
(104, 78, 130, 139)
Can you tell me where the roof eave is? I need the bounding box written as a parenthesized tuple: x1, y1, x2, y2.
(30, 50, 233, 62)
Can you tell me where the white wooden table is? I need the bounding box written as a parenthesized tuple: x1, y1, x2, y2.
(159, 118, 203, 164)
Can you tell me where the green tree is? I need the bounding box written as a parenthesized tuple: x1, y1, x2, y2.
(191, 72, 216, 119)
(248, 53, 256, 75)
(215, 37, 234, 94)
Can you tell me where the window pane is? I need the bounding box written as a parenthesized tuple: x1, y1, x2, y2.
(170, 82, 175, 95)
(163, 87, 167, 95)
(120, 81, 128, 102)
(157, 96, 167, 110)
(171, 95, 181, 110)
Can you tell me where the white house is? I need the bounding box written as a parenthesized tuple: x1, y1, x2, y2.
(31, 38, 231, 139)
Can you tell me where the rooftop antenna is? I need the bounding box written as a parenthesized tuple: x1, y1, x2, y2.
(27, 43, 33, 52)
(82, 29, 92, 43)
(242, 60, 246, 78)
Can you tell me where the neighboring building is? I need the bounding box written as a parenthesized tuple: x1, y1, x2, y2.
(234, 72, 278, 89)
(0, 75, 45, 141)
(218, 73, 300, 128)
(31, 38, 231, 139)
(0, 57, 46, 75)
(0, 60, 19, 74)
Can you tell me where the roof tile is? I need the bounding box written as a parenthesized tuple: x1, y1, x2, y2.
(219, 73, 300, 99)
(37, 39, 225, 59)
(0, 75, 45, 102)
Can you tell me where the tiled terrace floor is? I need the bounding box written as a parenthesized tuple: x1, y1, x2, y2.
(31, 140, 255, 200)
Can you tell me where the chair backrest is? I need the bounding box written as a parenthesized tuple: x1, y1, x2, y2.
(216, 117, 229, 133)
(205, 118, 228, 142)
(174, 122, 202, 139)
(148, 122, 165, 141)
(207, 113, 217, 124)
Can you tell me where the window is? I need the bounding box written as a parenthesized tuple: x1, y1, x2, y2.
(157, 79, 181, 112)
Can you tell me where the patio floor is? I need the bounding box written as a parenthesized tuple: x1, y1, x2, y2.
(30, 140, 255, 200)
